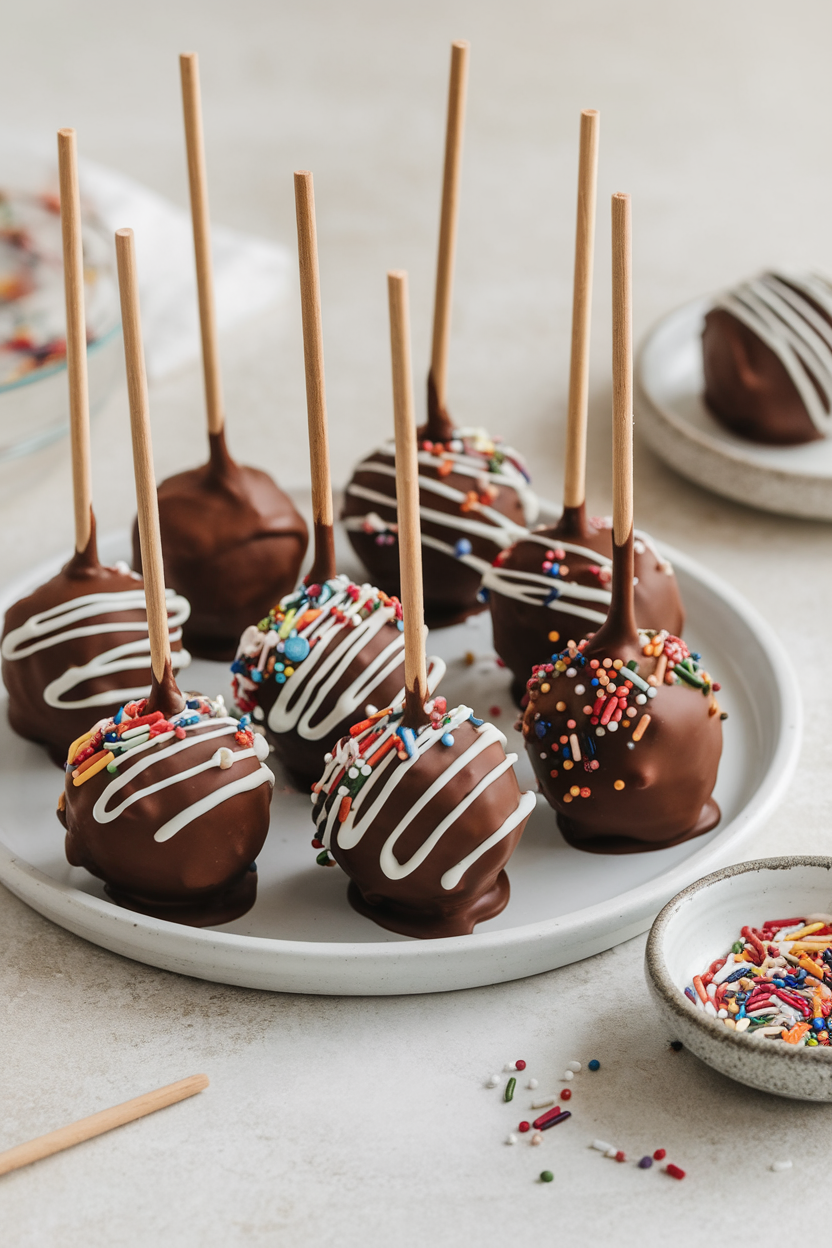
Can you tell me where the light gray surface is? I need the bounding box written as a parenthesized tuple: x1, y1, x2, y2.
(1, 1, 831, 1243)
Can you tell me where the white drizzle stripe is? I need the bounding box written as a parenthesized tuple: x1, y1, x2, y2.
(714, 272, 832, 433)
(440, 790, 537, 890)
(316, 704, 533, 891)
(1, 587, 192, 710)
(346, 479, 529, 550)
(89, 718, 273, 843)
(236, 576, 445, 743)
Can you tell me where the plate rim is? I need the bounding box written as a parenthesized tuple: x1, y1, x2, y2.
(0, 531, 803, 994)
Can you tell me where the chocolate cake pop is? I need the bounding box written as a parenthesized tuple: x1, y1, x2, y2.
(523, 194, 723, 853)
(59, 226, 273, 926)
(702, 271, 832, 445)
(232, 172, 444, 791)
(311, 269, 533, 937)
(487, 111, 683, 701)
(1, 129, 190, 766)
(341, 40, 539, 625)
(132, 53, 307, 660)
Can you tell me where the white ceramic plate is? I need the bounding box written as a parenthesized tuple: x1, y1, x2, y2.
(0, 530, 801, 996)
(636, 296, 832, 521)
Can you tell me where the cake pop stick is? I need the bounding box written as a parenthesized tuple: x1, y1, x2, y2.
(180, 51, 224, 438)
(115, 228, 184, 716)
(562, 109, 600, 521)
(293, 170, 336, 585)
(57, 128, 93, 555)
(427, 39, 469, 441)
(388, 270, 429, 727)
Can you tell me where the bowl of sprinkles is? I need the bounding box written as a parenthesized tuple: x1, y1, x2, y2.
(0, 190, 120, 460)
(646, 857, 832, 1101)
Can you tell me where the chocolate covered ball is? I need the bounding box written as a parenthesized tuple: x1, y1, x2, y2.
(133, 431, 308, 660)
(58, 683, 273, 925)
(311, 698, 535, 937)
(342, 425, 537, 626)
(1, 524, 190, 766)
(522, 630, 723, 853)
(232, 574, 446, 792)
(702, 271, 832, 445)
(486, 507, 683, 704)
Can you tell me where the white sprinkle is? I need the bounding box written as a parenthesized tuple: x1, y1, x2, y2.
(627, 742, 635, 750)
(253, 705, 265, 721)
(310, 793, 318, 803)
(527, 1078, 538, 1090)
(735, 1018, 751, 1033)
(717, 1009, 728, 1018)
(604, 1147, 618, 1159)
(566, 1060, 581, 1073)
(607, 721, 618, 733)
(592, 1140, 613, 1153)
(575, 684, 585, 695)
(506, 1134, 518, 1146)
(531, 1098, 555, 1110)
(562, 1070, 574, 1081)
(216, 748, 234, 770)
(337, 785, 349, 797)
(487, 1075, 501, 1088)
(566, 667, 576, 677)
(531, 1132, 543, 1146)
(365, 704, 378, 715)
(348, 767, 359, 779)
(635, 694, 647, 705)
(360, 764, 372, 776)
(596, 727, 606, 737)
(504, 1062, 517, 1073)
(647, 687, 657, 698)
(770, 1159, 792, 1172)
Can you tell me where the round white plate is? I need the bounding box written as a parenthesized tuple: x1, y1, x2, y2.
(636, 296, 832, 521)
(0, 530, 801, 995)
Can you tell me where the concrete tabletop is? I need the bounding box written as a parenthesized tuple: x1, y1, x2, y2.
(1, 2, 830, 1243)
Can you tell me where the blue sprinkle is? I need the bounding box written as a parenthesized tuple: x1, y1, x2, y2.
(468, 714, 484, 726)
(477, 588, 490, 604)
(548, 563, 560, 577)
(544, 588, 560, 604)
(248, 862, 258, 873)
(284, 636, 311, 663)
(535, 722, 547, 739)
(813, 1018, 825, 1031)
(441, 732, 455, 747)
(454, 538, 473, 557)
(561, 746, 570, 760)
(239, 714, 251, 729)
(684, 987, 696, 1002)
(230, 660, 244, 674)
(114, 706, 125, 725)
(588, 1059, 600, 1071)
(186, 699, 200, 709)
(399, 727, 416, 758)
(691, 653, 701, 661)
(396, 619, 404, 631)
(104, 732, 119, 743)
(250, 669, 262, 683)
(591, 677, 599, 686)
(276, 673, 287, 684)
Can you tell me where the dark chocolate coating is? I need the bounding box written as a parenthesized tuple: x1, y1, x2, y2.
(315, 719, 530, 937)
(489, 505, 684, 703)
(60, 698, 271, 926)
(1, 520, 185, 766)
(133, 431, 308, 660)
(254, 614, 413, 792)
(702, 306, 822, 445)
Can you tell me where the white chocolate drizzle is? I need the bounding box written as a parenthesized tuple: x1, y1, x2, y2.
(713, 271, 832, 435)
(1, 586, 191, 709)
(233, 575, 445, 742)
(314, 703, 535, 890)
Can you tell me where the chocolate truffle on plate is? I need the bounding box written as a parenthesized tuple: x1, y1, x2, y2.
(312, 269, 533, 937)
(61, 224, 275, 926)
(131, 52, 307, 659)
(1, 128, 190, 767)
(702, 271, 832, 445)
(523, 192, 723, 854)
(486, 109, 683, 702)
(341, 39, 539, 626)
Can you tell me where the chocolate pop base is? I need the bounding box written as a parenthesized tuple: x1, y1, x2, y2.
(346, 871, 510, 939)
(134, 430, 308, 660)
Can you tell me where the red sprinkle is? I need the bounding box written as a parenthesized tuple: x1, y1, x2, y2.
(532, 1106, 564, 1130)
(518, 1121, 530, 1133)
(666, 1164, 685, 1180)
(489, 706, 502, 717)
(560, 1088, 571, 1101)
(653, 1148, 666, 1161)
(615, 1151, 626, 1163)
(515, 1060, 526, 1071)
(311, 839, 323, 849)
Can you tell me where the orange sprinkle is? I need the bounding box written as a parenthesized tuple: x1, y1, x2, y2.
(366, 736, 398, 769)
(337, 796, 352, 823)
(632, 714, 652, 742)
(781, 1021, 811, 1045)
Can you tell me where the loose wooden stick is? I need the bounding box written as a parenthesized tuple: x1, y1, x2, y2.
(0, 1075, 208, 1178)
(388, 271, 428, 724)
(611, 192, 633, 545)
(429, 39, 470, 414)
(293, 171, 335, 583)
(115, 228, 170, 683)
(57, 129, 93, 553)
(563, 109, 600, 510)
(180, 52, 224, 437)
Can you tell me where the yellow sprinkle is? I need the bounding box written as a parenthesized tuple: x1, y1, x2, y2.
(66, 727, 96, 766)
(284, 667, 295, 678)
(556, 701, 566, 712)
(632, 714, 652, 742)
(612, 659, 623, 669)
(563, 793, 573, 803)
(72, 752, 115, 787)
(464, 651, 476, 666)
(554, 660, 566, 672)
(613, 780, 625, 791)
(785, 922, 826, 941)
(278, 608, 297, 640)
(570, 786, 580, 797)
(540, 683, 550, 693)
(548, 631, 560, 643)
(563, 760, 573, 771)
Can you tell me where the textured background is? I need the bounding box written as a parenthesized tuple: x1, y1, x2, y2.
(1, 1, 831, 1243)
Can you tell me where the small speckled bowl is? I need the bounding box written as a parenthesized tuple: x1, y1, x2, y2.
(645, 857, 832, 1101)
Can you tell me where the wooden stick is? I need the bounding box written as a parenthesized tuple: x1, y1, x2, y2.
(611, 193, 633, 546)
(563, 109, 600, 510)
(180, 52, 224, 437)
(429, 39, 470, 414)
(0, 1075, 208, 1178)
(57, 129, 93, 553)
(293, 171, 335, 583)
(115, 228, 170, 683)
(388, 271, 428, 725)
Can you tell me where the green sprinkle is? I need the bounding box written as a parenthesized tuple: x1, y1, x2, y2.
(732, 942, 743, 954)
(504, 1077, 516, 1102)
(673, 664, 706, 690)
(315, 850, 331, 866)
(106, 762, 118, 773)
(540, 1170, 554, 1183)
(626, 659, 638, 670)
